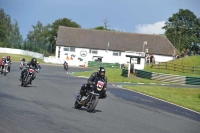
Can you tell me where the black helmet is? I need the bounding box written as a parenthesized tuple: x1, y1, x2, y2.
(98, 67, 105, 77)
(31, 58, 37, 66)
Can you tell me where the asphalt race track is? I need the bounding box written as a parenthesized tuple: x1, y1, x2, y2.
(0, 62, 199, 133)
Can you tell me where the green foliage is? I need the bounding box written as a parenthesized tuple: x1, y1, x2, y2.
(49, 18, 81, 53)
(93, 26, 115, 31)
(26, 18, 81, 55)
(73, 68, 164, 84)
(0, 8, 23, 48)
(93, 26, 107, 30)
(9, 20, 23, 49)
(26, 21, 51, 55)
(163, 9, 200, 52)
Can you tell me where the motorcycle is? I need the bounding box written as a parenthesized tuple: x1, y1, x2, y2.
(19, 61, 24, 70)
(21, 67, 37, 87)
(74, 77, 106, 112)
(2, 63, 9, 76)
(63, 62, 68, 71)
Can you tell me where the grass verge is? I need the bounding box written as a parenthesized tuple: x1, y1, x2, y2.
(124, 86, 200, 113)
(73, 68, 165, 84)
(144, 56, 200, 77)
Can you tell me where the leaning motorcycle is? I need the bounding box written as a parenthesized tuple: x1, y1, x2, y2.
(74, 77, 106, 112)
(21, 67, 36, 87)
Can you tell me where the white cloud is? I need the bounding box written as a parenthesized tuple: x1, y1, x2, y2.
(135, 21, 165, 34)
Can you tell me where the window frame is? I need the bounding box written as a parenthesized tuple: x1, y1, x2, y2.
(113, 51, 121, 56)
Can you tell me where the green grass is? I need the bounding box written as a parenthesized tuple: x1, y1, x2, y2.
(125, 86, 200, 112)
(73, 68, 165, 84)
(0, 53, 44, 63)
(144, 56, 200, 76)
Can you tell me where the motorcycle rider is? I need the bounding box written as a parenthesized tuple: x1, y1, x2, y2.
(20, 58, 26, 65)
(20, 58, 39, 85)
(79, 67, 107, 99)
(1, 57, 6, 74)
(63, 61, 68, 69)
(5, 56, 12, 72)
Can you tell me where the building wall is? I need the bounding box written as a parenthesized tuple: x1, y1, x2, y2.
(153, 55, 173, 62)
(55, 46, 173, 68)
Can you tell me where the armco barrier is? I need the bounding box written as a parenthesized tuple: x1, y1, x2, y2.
(135, 69, 200, 85)
(185, 76, 200, 85)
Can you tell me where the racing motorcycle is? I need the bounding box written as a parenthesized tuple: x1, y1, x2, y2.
(19, 60, 25, 70)
(21, 67, 37, 87)
(74, 77, 106, 112)
(2, 63, 9, 76)
(63, 62, 68, 71)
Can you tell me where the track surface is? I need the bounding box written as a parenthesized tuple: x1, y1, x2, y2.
(0, 63, 199, 133)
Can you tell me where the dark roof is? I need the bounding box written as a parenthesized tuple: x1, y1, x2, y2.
(57, 26, 176, 56)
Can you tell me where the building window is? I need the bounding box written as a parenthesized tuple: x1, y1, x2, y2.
(63, 47, 75, 52)
(89, 49, 98, 54)
(70, 47, 75, 52)
(64, 47, 69, 51)
(113, 52, 121, 56)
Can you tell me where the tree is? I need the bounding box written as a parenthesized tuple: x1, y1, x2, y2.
(49, 18, 81, 54)
(93, 26, 107, 30)
(9, 20, 23, 48)
(26, 21, 50, 53)
(162, 9, 200, 52)
(0, 9, 23, 48)
(0, 8, 12, 47)
(26, 18, 81, 54)
(92, 26, 115, 31)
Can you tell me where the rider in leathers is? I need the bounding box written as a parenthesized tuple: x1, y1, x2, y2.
(5, 56, 12, 72)
(0, 57, 6, 74)
(79, 67, 107, 99)
(20, 58, 39, 85)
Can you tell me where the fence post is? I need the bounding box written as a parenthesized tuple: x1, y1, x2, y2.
(157, 62, 160, 69)
(174, 64, 176, 71)
(192, 67, 194, 73)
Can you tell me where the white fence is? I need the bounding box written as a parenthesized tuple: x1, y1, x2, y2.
(0, 47, 44, 59)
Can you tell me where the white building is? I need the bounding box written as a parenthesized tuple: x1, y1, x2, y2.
(55, 26, 177, 71)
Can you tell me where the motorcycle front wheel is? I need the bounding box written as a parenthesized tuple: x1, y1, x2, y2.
(74, 99, 82, 109)
(87, 95, 99, 112)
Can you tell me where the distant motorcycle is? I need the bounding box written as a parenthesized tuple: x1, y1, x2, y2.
(63, 62, 68, 71)
(19, 61, 25, 70)
(2, 63, 9, 76)
(74, 77, 106, 112)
